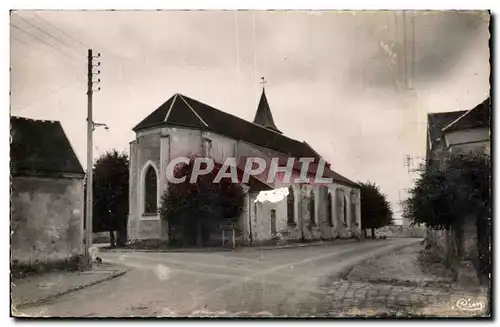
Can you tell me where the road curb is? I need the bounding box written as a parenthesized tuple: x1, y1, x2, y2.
(13, 268, 129, 310)
(245, 239, 361, 252)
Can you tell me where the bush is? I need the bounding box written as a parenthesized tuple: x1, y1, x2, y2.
(403, 153, 490, 230)
(159, 157, 245, 247)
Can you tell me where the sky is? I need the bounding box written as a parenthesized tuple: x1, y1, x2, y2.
(10, 10, 490, 223)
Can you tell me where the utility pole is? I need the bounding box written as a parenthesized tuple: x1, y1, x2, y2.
(85, 49, 101, 267)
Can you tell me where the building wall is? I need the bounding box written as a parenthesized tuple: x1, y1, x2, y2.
(450, 142, 490, 155)
(445, 127, 489, 147)
(426, 126, 490, 276)
(372, 225, 426, 238)
(128, 141, 138, 240)
(462, 217, 478, 267)
(445, 127, 490, 156)
(249, 183, 361, 244)
(445, 127, 488, 271)
(11, 176, 84, 265)
(129, 126, 239, 241)
(128, 129, 164, 240)
(202, 131, 237, 165)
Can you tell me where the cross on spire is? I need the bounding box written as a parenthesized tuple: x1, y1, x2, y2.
(260, 76, 267, 88)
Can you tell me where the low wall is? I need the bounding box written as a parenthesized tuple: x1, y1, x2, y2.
(368, 225, 426, 238)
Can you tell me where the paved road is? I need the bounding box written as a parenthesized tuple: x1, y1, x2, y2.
(19, 238, 420, 317)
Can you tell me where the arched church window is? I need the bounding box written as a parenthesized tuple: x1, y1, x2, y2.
(287, 186, 295, 225)
(144, 165, 158, 214)
(309, 189, 316, 225)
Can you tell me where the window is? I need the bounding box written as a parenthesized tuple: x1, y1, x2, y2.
(327, 191, 333, 227)
(335, 189, 343, 225)
(287, 186, 295, 225)
(309, 190, 316, 225)
(144, 165, 158, 214)
(351, 202, 357, 226)
(202, 138, 212, 157)
(343, 195, 348, 224)
(350, 191, 358, 226)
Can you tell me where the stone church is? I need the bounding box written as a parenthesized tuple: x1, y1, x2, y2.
(128, 86, 361, 245)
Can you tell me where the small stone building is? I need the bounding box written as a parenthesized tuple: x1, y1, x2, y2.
(128, 88, 362, 245)
(10, 116, 85, 267)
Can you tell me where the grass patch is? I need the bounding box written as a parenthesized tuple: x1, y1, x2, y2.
(115, 239, 170, 250)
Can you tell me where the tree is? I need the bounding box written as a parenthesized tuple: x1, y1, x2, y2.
(159, 158, 244, 247)
(92, 150, 129, 247)
(359, 182, 393, 239)
(403, 153, 491, 230)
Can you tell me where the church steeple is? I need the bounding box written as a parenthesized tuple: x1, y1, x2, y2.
(253, 77, 282, 134)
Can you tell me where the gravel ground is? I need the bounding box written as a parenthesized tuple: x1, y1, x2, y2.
(346, 243, 455, 287)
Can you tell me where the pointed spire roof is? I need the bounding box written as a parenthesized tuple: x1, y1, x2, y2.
(253, 88, 282, 134)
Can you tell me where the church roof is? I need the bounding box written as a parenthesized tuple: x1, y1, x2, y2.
(133, 93, 358, 187)
(11, 116, 84, 177)
(253, 88, 282, 134)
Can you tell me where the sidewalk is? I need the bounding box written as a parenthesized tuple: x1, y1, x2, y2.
(11, 263, 129, 311)
(99, 238, 364, 253)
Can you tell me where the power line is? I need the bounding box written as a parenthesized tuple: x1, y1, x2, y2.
(10, 23, 81, 67)
(12, 12, 84, 59)
(16, 13, 170, 78)
(11, 26, 85, 81)
(13, 85, 70, 111)
(33, 13, 91, 50)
